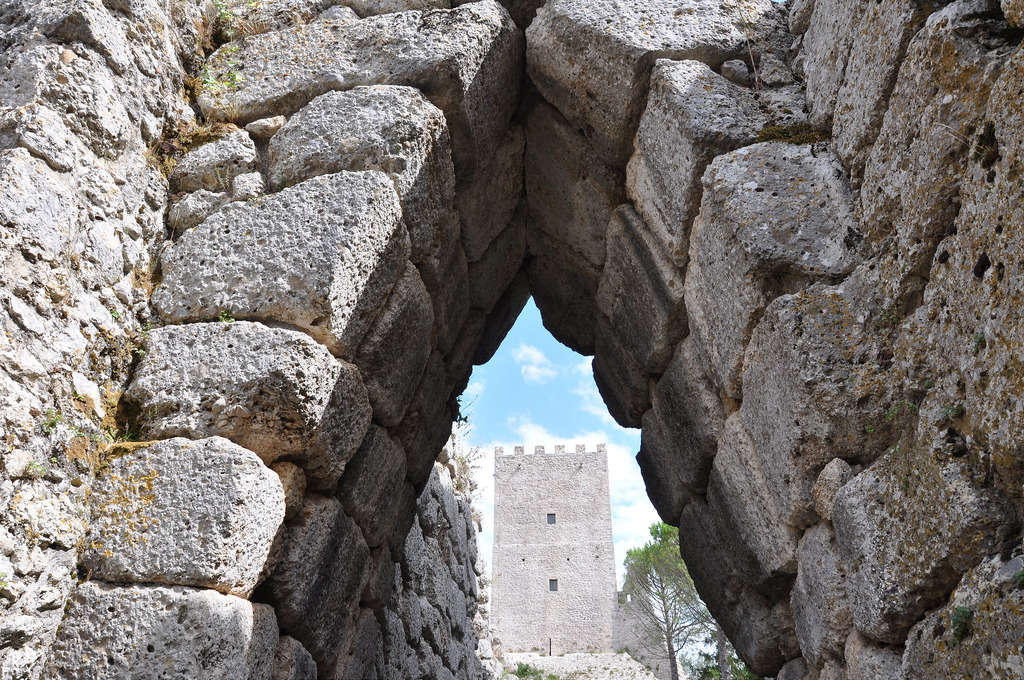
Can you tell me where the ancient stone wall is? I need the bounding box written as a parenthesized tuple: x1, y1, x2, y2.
(491, 445, 617, 655)
(1, 0, 1023, 677)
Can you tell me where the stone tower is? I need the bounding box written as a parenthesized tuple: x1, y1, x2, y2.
(491, 444, 618, 655)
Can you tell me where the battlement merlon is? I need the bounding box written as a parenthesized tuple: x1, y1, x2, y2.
(494, 443, 607, 458)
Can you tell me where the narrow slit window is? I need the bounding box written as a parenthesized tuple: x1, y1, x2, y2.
(549, 579, 558, 592)
(547, 513, 556, 524)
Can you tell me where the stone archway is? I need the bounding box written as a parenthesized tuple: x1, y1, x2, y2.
(3, 0, 1023, 678)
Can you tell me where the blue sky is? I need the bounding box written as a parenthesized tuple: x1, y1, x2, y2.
(460, 298, 659, 586)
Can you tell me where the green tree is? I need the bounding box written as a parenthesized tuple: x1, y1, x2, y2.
(622, 522, 754, 680)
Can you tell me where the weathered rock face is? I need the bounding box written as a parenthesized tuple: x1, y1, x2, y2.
(3, 0, 1024, 677)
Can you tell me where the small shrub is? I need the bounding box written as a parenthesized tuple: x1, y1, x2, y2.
(41, 409, 63, 434)
(217, 309, 236, 323)
(1012, 570, 1024, 589)
(951, 606, 973, 643)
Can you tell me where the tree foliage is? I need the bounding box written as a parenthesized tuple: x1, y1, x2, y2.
(622, 522, 759, 680)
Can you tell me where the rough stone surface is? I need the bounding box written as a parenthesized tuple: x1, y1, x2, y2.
(832, 411, 1015, 643)
(527, 0, 786, 166)
(597, 204, 686, 374)
(272, 635, 318, 680)
(525, 100, 622, 271)
(154, 171, 408, 358)
(353, 264, 434, 428)
(844, 630, 901, 680)
(626, 59, 764, 267)
(169, 129, 258, 193)
(268, 86, 456, 262)
(337, 425, 410, 548)
(126, 322, 371, 488)
(261, 494, 370, 675)
(801, 0, 868, 128)
(198, 2, 522, 174)
(458, 123, 525, 263)
(167, 190, 226, 234)
(44, 582, 278, 680)
(792, 524, 853, 667)
(80, 437, 285, 598)
(812, 458, 854, 522)
(638, 337, 725, 523)
(901, 554, 1024, 678)
(685, 142, 862, 399)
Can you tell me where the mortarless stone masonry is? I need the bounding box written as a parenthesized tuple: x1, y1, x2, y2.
(491, 444, 618, 655)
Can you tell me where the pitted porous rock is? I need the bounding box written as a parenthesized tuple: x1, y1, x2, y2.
(812, 458, 854, 522)
(167, 189, 226, 233)
(626, 59, 764, 268)
(791, 524, 853, 668)
(638, 336, 725, 523)
(844, 630, 902, 680)
(262, 494, 370, 674)
(467, 200, 527, 313)
(685, 141, 862, 400)
(169, 129, 258, 193)
(126, 322, 371, 490)
(341, 0, 449, 17)
(80, 437, 285, 598)
(272, 635, 318, 680)
(353, 263, 434, 428)
(458, 123, 525, 263)
(44, 582, 278, 680)
(525, 100, 622, 271)
(711, 413, 800, 578)
(268, 86, 456, 262)
(597, 204, 686, 374)
(830, 0, 929, 177)
(832, 407, 1015, 644)
(337, 425, 410, 547)
(592, 313, 651, 429)
(526, 0, 786, 167)
(198, 1, 522, 174)
(800, 0, 868, 128)
(153, 171, 409, 358)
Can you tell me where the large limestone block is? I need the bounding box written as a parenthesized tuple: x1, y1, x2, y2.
(417, 213, 470, 354)
(678, 487, 796, 676)
(45, 582, 278, 680)
(638, 337, 725, 524)
(626, 59, 764, 267)
(169, 129, 258, 193)
(830, 0, 929, 177)
(467, 200, 527, 313)
(458, 123, 525, 263)
(198, 2, 522, 174)
(272, 635, 318, 680)
(262, 494, 370, 674)
(859, 0, 1014, 295)
(592, 315, 651, 429)
(268, 86, 456, 263)
(685, 142, 861, 399)
(902, 555, 1024, 679)
(800, 0, 868, 128)
(711, 413, 800, 578)
(792, 524, 853, 667)
(337, 425, 410, 547)
(740, 272, 891, 528)
(342, 0, 450, 16)
(524, 100, 623, 270)
(394, 352, 453, 490)
(526, 0, 784, 167)
(597, 204, 686, 374)
(469, 270, 531, 367)
(526, 229, 601, 355)
(126, 322, 372, 490)
(353, 263, 434, 428)
(844, 630, 901, 680)
(81, 437, 285, 598)
(154, 171, 409, 359)
(903, 45, 1024, 499)
(832, 410, 1015, 643)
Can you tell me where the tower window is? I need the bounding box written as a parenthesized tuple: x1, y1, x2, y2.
(549, 579, 558, 592)
(547, 513, 556, 524)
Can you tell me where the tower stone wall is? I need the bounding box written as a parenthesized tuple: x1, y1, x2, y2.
(491, 444, 618, 655)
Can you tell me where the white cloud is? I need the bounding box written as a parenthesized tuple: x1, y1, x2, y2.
(512, 343, 558, 384)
